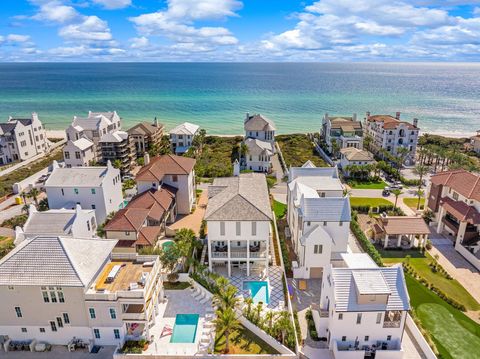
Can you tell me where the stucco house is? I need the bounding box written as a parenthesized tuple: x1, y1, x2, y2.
(321, 113, 363, 154)
(243, 137, 274, 173)
(63, 137, 95, 167)
(127, 118, 164, 157)
(169, 122, 200, 154)
(287, 162, 350, 279)
(44, 161, 123, 224)
(315, 253, 410, 358)
(0, 235, 163, 346)
(135, 154, 196, 215)
(339, 147, 375, 177)
(206, 173, 273, 277)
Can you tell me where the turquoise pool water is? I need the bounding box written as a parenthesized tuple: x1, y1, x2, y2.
(162, 241, 174, 251)
(170, 314, 199, 343)
(243, 281, 269, 304)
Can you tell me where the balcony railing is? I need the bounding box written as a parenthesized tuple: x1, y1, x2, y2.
(383, 321, 401, 328)
(442, 216, 459, 234)
(211, 247, 268, 259)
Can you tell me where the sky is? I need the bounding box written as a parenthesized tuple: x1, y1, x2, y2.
(1, 0, 480, 61)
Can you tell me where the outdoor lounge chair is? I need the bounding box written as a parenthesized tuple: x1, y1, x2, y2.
(200, 295, 210, 304)
(160, 325, 173, 338)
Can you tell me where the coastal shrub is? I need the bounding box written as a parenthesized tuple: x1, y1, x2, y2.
(1, 214, 28, 229)
(425, 240, 432, 250)
(121, 340, 147, 354)
(350, 218, 383, 266)
(305, 309, 320, 341)
(276, 134, 327, 167)
(194, 136, 243, 178)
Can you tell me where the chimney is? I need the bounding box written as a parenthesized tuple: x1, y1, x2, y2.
(233, 159, 240, 177)
(51, 160, 59, 170)
(395, 112, 401, 120)
(154, 117, 159, 127)
(144, 152, 150, 165)
(366, 111, 371, 119)
(107, 160, 113, 170)
(245, 113, 250, 123)
(353, 113, 357, 121)
(413, 118, 419, 128)
(75, 203, 82, 215)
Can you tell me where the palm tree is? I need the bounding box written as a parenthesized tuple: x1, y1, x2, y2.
(20, 191, 28, 205)
(244, 297, 254, 318)
(274, 311, 291, 345)
(363, 134, 373, 152)
(239, 142, 249, 161)
(215, 276, 230, 295)
(38, 198, 49, 211)
(413, 164, 429, 189)
(213, 285, 241, 311)
(331, 140, 340, 159)
(214, 307, 241, 354)
(28, 188, 40, 207)
(392, 189, 403, 208)
(112, 159, 122, 170)
(396, 147, 410, 169)
(264, 310, 277, 334)
(21, 204, 30, 215)
(415, 189, 425, 210)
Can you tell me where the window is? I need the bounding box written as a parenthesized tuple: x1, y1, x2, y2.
(50, 321, 57, 332)
(42, 291, 50, 303)
(63, 313, 70, 324)
(356, 313, 362, 324)
(87, 221, 91, 231)
(314, 244, 323, 254)
(8, 286, 14, 290)
(364, 336, 369, 341)
(114, 329, 120, 339)
(172, 175, 178, 182)
(92, 204, 96, 209)
(376, 313, 382, 324)
(61, 188, 64, 196)
(39, 328, 45, 333)
(236, 222, 241, 236)
(323, 221, 327, 226)
(338, 313, 343, 320)
(75, 151, 81, 159)
(125, 231, 130, 236)
(306, 221, 311, 226)
(57, 290, 65, 303)
(57, 317, 63, 328)
(91, 188, 96, 194)
(341, 336, 346, 342)
(21, 328, 27, 333)
(251, 222, 257, 236)
(94, 329, 100, 339)
(74, 188, 79, 195)
(64, 151, 70, 159)
(15, 307, 22, 318)
(109, 308, 117, 319)
(387, 335, 392, 341)
(89, 308, 96, 319)
(339, 221, 343, 226)
(50, 291, 57, 303)
(452, 192, 459, 200)
(220, 222, 225, 236)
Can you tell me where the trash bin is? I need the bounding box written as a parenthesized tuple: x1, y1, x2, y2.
(15, 196, 23, 205)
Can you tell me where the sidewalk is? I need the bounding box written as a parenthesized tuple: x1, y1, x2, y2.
(271, 153, 287, 204)
(169, 189, 207, 236)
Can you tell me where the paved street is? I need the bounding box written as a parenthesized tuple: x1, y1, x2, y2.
(0, 346, 116, 359)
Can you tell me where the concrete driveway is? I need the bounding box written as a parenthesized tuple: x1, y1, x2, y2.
(0, 345, 116, 359)
(429, 230, 480, 303)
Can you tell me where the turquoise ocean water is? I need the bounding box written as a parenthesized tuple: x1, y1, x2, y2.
(0, 62, 479, 135)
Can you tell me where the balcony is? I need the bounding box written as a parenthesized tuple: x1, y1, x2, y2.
(383, 321, 401, 328)
(210, 244, 268, 259)
(442, 215, 459, 234)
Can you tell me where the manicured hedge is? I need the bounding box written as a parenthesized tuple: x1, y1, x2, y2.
(350, 219, 383, 266)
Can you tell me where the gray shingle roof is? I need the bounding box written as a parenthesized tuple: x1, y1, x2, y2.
(332, 266, 410, 312)
(0, 236, 116, 287)
(301, 197, 351, 222)
(205, 173, 273, 221)
(23, 208, 94, 236)
(244, 114, 276, 132)
(244, 138, 274, 155)
(45, 166, 109, 187)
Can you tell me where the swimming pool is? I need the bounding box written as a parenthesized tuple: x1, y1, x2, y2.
(243, 281, 269, 304)
(170, 314, 199, 343)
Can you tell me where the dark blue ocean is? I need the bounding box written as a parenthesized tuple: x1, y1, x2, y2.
(0, 62, 479, 135)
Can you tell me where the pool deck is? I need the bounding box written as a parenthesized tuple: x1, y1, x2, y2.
(143, 289, 212, 356)
(229, 265, 285, 310)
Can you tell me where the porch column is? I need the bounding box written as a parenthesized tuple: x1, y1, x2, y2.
(227, 240, 231, 277)
(457, 221, 467, 245)
(397, 234, 402, 247)
(208, 238, 213, 272)
(410, 234, 415, 248)
(384, 235, 389, 248)
(247, 238, 250, 277)
(436, 206, 445, 234)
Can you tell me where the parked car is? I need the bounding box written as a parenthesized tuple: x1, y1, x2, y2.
(382, 189, 391, 196)
(122, 174, 135, 181)
(36, 174, 50, 184)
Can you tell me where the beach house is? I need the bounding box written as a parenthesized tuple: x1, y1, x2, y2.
(0, 113, 50, 165)
(44, 161, 123, 224)
(339, 147, 375, 177)
(428, 169, 480, 269)
(321, 113, 363, 155)
(0, 235, 163, 347)
(169, 122, 200, 155)
(315, 253, 410, 358)
(63, 138, 95, 167)
(127, 118, 164, 157)
(364, 112, 419, 165)
(287, 162, 350, 279)
(99, 130, 136, 175)
(471, 130, 480, 154)
(206, 172, 273, 277)
(242, 113, 276, 173)
(14, 204, 97, 244)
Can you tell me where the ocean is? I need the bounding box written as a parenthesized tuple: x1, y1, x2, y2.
(0, 62, 479, 136)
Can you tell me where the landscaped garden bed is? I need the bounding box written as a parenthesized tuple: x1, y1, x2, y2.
(347, 179, 387, 189)
(0, 236, 14, 259)
(214, 325, 279, 354)
(276, 134, 327, 168)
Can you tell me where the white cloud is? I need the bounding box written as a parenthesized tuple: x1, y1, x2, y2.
(129, 0, 241, 56)
(130, 36, 149, 49)
(59, 16, 112, 42)
(6, 34, 31, 42)
(31, 1, 79, 23)
(92, 0, 131, 10)
(412, 17, 480, 45)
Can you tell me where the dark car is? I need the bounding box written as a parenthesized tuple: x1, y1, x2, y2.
(382, 189, 391, 196)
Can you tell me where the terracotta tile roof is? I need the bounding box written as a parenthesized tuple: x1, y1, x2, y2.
(116, 240, 135, 248)
(431, 170, 480, 201)
(367, 115, 416, 130)
(377, 216, 430, 235)
(137, 226, 161, 246)
(136, 154, 196, 182)
(127, 122, 164, 136)
(105, 186, 176, 232)
(441, 197, 480, 224)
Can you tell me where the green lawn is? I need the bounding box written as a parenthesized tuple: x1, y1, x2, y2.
(194, 136, 243, 178)
(347, 180, 387, 189)
(382, 249, 480, 311)
(350, 197, 392, 207)
(214, 325, 279, 354)
(406, 275, 480, 359)
(273, 200, 287, 220)
(276, 134, 327, 168)
(403, 197, 425, 210)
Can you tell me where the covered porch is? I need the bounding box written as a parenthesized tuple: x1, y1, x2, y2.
(373, 216, 430, 249)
